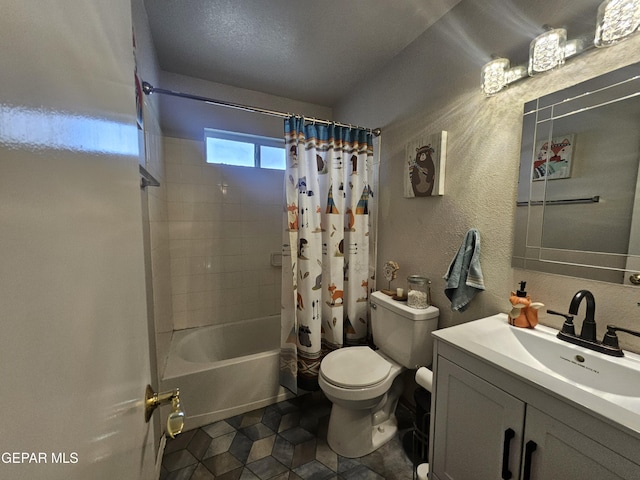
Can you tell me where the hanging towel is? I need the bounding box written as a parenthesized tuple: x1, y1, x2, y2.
(443, 228, 485, 312)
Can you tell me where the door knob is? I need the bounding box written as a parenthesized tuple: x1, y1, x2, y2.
(144, 385, 185, 438)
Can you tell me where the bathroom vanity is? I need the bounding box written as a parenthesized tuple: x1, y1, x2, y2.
(429, 314, 640, 480)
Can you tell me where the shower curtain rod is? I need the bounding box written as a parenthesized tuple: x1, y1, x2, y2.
(142, 82, 381, 136)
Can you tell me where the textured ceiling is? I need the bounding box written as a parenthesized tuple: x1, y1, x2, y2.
(144, 0, 461, 107)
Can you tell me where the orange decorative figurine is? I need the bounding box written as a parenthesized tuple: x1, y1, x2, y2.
(508, 281, 544, 328)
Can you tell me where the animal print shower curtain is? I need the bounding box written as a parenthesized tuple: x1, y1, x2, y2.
(280, 117, 376, 393)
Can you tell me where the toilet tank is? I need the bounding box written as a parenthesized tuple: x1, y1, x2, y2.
(370, 290, 439, 368)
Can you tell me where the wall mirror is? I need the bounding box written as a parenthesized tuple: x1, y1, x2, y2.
(513, 62, 640, 285)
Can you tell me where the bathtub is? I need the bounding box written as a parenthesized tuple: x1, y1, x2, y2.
(161, 315, 293, 430)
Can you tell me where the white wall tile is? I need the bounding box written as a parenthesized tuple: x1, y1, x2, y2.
(164, 135, 284, 329)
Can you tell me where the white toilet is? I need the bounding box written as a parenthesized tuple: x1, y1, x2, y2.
(318, 290, 439, 458)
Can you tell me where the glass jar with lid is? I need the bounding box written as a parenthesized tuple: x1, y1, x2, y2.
(407, 275, 431, 309)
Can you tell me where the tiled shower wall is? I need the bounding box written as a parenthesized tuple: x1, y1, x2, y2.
(163, 136, 283, 330)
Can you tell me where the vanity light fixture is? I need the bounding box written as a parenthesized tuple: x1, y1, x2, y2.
(564, 38, 587, 58)
(594, 0, 640, 47)
(482, 2, 638, 95)
(481, 57, 510, 95)
(481, 58, 527, 96)
(506, 65, 528, 83)
(528, 27, 567, 75)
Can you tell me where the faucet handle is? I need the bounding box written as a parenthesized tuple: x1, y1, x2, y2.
(547, 309, 575, 336)
(602, 325, 620, 349)
(603, 325, 640, 351)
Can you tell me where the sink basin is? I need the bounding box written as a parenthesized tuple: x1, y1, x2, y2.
(509, 324, 640, 397)
(433, 314, 640, 433)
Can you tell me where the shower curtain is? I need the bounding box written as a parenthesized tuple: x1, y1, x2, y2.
(280, 117, 376, 393)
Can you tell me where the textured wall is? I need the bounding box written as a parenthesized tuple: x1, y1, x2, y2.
(335, 1, 640, 352)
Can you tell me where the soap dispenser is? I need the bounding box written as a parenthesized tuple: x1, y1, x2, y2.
(508, 281, 544, 328)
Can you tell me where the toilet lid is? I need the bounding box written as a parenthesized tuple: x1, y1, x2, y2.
(321, 346, 392, 388)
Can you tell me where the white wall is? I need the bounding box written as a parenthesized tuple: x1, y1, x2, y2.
(156, 70, 333, 140)
(335, 0, 640, 353)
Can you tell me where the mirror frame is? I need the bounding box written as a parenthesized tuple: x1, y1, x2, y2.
(512, 61, 640, 285)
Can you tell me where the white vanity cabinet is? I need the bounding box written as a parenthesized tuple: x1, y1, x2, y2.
(430, 321, 640, 480)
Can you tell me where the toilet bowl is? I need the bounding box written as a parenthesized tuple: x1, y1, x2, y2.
(319, 291, 439, 458)
(319, 346, 405, 457)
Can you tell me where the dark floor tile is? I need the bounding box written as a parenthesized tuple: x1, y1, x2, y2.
(291, 438, 317, 469)
(272, 435, 295, 468)
(202, 452, 243, 476)
(293, 460, 335, 480)
(279, 426, 315, 445)
(202, 431, 236, 459)
(226, 413, 245, 429)
(337, 456, 362, 474)
(340, 464, 385, 480)
(242, 422, 275, 441)
(356, 451, 385, 477)
(298, 414, 320, 435)
(246, 456, 289, 479)
(262, 407, 282, 432)
(190, 463, 216, 480)
(228, 431, 254, 464)
(164, 463, 198, 480)
(270, 399, 299, 415)
(239, 468, 261, 480)
(164, 429, 197, 455)
(278, 411, 301, 432)
(239, 408, 266, 428)
(202, 420, 236, 439)
(269, 473, 295, 480)
(216, 466, 244, 480)
(188, 428, 213, 460)
(246, 434, 276, 463)
(161, 394, 416, 480)
(160, 465, 169, 480)
(315, 440, 337, 472)
(162, 449, 198, 472)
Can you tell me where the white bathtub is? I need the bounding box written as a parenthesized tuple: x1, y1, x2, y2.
(161, 315, 293, 430)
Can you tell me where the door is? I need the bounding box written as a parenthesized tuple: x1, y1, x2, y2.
(523, 407, 640, 480)
(0, 2, 156, 479)
(432, 358, 525, 480)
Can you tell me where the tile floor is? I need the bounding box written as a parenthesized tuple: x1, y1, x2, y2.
(160, 391, 420, 480)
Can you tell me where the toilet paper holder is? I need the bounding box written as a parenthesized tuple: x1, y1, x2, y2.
(144, 385, 185, 438)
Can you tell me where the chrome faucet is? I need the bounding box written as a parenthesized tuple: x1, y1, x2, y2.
(549, 290, 624, 357)
(568, 290, 597, 342)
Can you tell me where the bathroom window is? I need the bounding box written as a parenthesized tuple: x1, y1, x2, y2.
(205, 129, 286, 170)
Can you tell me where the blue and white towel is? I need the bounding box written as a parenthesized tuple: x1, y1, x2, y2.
(443, 228, 485, 312)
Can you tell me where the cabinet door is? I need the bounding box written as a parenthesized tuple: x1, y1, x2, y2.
(523, 407, 640, 480)
(432, 358, 525, 480)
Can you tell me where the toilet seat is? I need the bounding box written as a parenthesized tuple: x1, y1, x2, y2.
(321, 346, 392, 388)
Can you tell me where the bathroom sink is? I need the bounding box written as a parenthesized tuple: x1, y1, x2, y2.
(508, 324, 640, 397)
(433, 314, 640, 433)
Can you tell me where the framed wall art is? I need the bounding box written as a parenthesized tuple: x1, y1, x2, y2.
(404, 130, 447, 197)
(532, 134, 575, 181)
